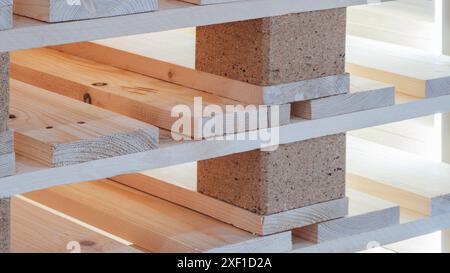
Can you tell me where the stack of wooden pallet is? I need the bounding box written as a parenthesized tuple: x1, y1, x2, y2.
(1, 0, 450, 253)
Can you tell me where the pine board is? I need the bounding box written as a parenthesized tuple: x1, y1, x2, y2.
(292, 76, 395, 119)
(11, 48, 288, 138)
(347, 136, 450, 216)
(24, 179, 293, 253)
(13, 0, 158, 22)
(111, 162, 349, 236)
(9, 79, 159, 167)
(346, 35, 450, 98)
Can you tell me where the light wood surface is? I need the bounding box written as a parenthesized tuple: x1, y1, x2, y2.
(24, 179, 293, 253)
(9, 79, 159, 167)
(13, 0, 158, 22)
(12, 196, 140, 253)
(0, 0, 12, 30)
(0, 0, 366, 52)
(52, 40, 349, 105)
(347, 136, 450, 216)
(11, 48, 286, 138)
(292, 76, 395, 119)
(111, 162, 349, 236)
(294, 189, 399, 243)
(347, 35, 450, 98)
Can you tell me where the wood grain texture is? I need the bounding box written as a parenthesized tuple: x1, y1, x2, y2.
(11, 196, 140, 253)
(14, 0, 158, 23)
(9, 79, 159, 167)
(111, 162, 348, 235)
(0, 0, 12, 30)
(0, 0, 366, 52)
(292, 76, 395, 119)
(347, 35, 450, 98)
(52, 36, 349, 105)
(11, 48, 288, 137)
(293, 189, 399, 243)
(24, 179, 293, 253)
(348, 136, 450, 216)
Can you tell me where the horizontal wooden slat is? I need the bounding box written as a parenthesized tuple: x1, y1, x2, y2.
(13, 0, 158, 23)
(293, 189, 399, 243)
(52, 40, 349, 105)
(112, 162, 349, 236)
(292, 76, 395, 119)
(9, 79, 159, 167)
(0, 0, 365, 52)
(347, 136, 450, 216)
(24, 179, 293, 253)
(11, 196, 140, 253)
(346, 35, 450, 98)
(11, 48, 288, 138)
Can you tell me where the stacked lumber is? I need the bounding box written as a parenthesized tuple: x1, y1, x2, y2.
(13, 0, 158, 22)
(0, 0, 12, 30)
(11, 48, 289, 139)
(9, 79, 159, 167)
(346, 35, 450, 98)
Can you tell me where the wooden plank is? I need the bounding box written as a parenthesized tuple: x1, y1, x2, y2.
(13, 0, 158, 23)
(0, 0, 366, 52)
(0, 130, 13, 155)
(111, 162, 349, 236)
(24, 179, 293, 253)
(52, 36, 349, 105)
(292, 212, 450, 253)
(9, 79, 159, 167)
(293, 189, 399, 243)
(11, 48, 287, 138)
(292, 76, 395, 119)
(347, 136, 450, 216)
(11, 196, 140, 253)
(0, 0, 12, 30)
(346, 35, 450, 98)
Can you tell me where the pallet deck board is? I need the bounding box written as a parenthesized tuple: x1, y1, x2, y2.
(0, 0, 366, 52)
(292, 76, 395, 119)
(13, 0, 158, 23)
(52, 41, 349, 105)
(11, 196, 140, 253)
(111, 162, 349, 236)
(346, 35, 450, 98)
(347, 136, 450, 216)
(293, 189, 399, 243)
(24, 179, 293, 253)
(9, 79, 159, 167)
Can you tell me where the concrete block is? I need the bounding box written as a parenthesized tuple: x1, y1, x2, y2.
(198, 133, 346, 215)
(0, 198, 10, 253)
(196, 8, 346, 86)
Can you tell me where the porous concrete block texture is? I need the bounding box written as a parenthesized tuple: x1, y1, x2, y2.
(198, 133, 346, 215)
(196, 8, 346, 86)
(0, 198, 10, 253)
(0, 52, 9, 132)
